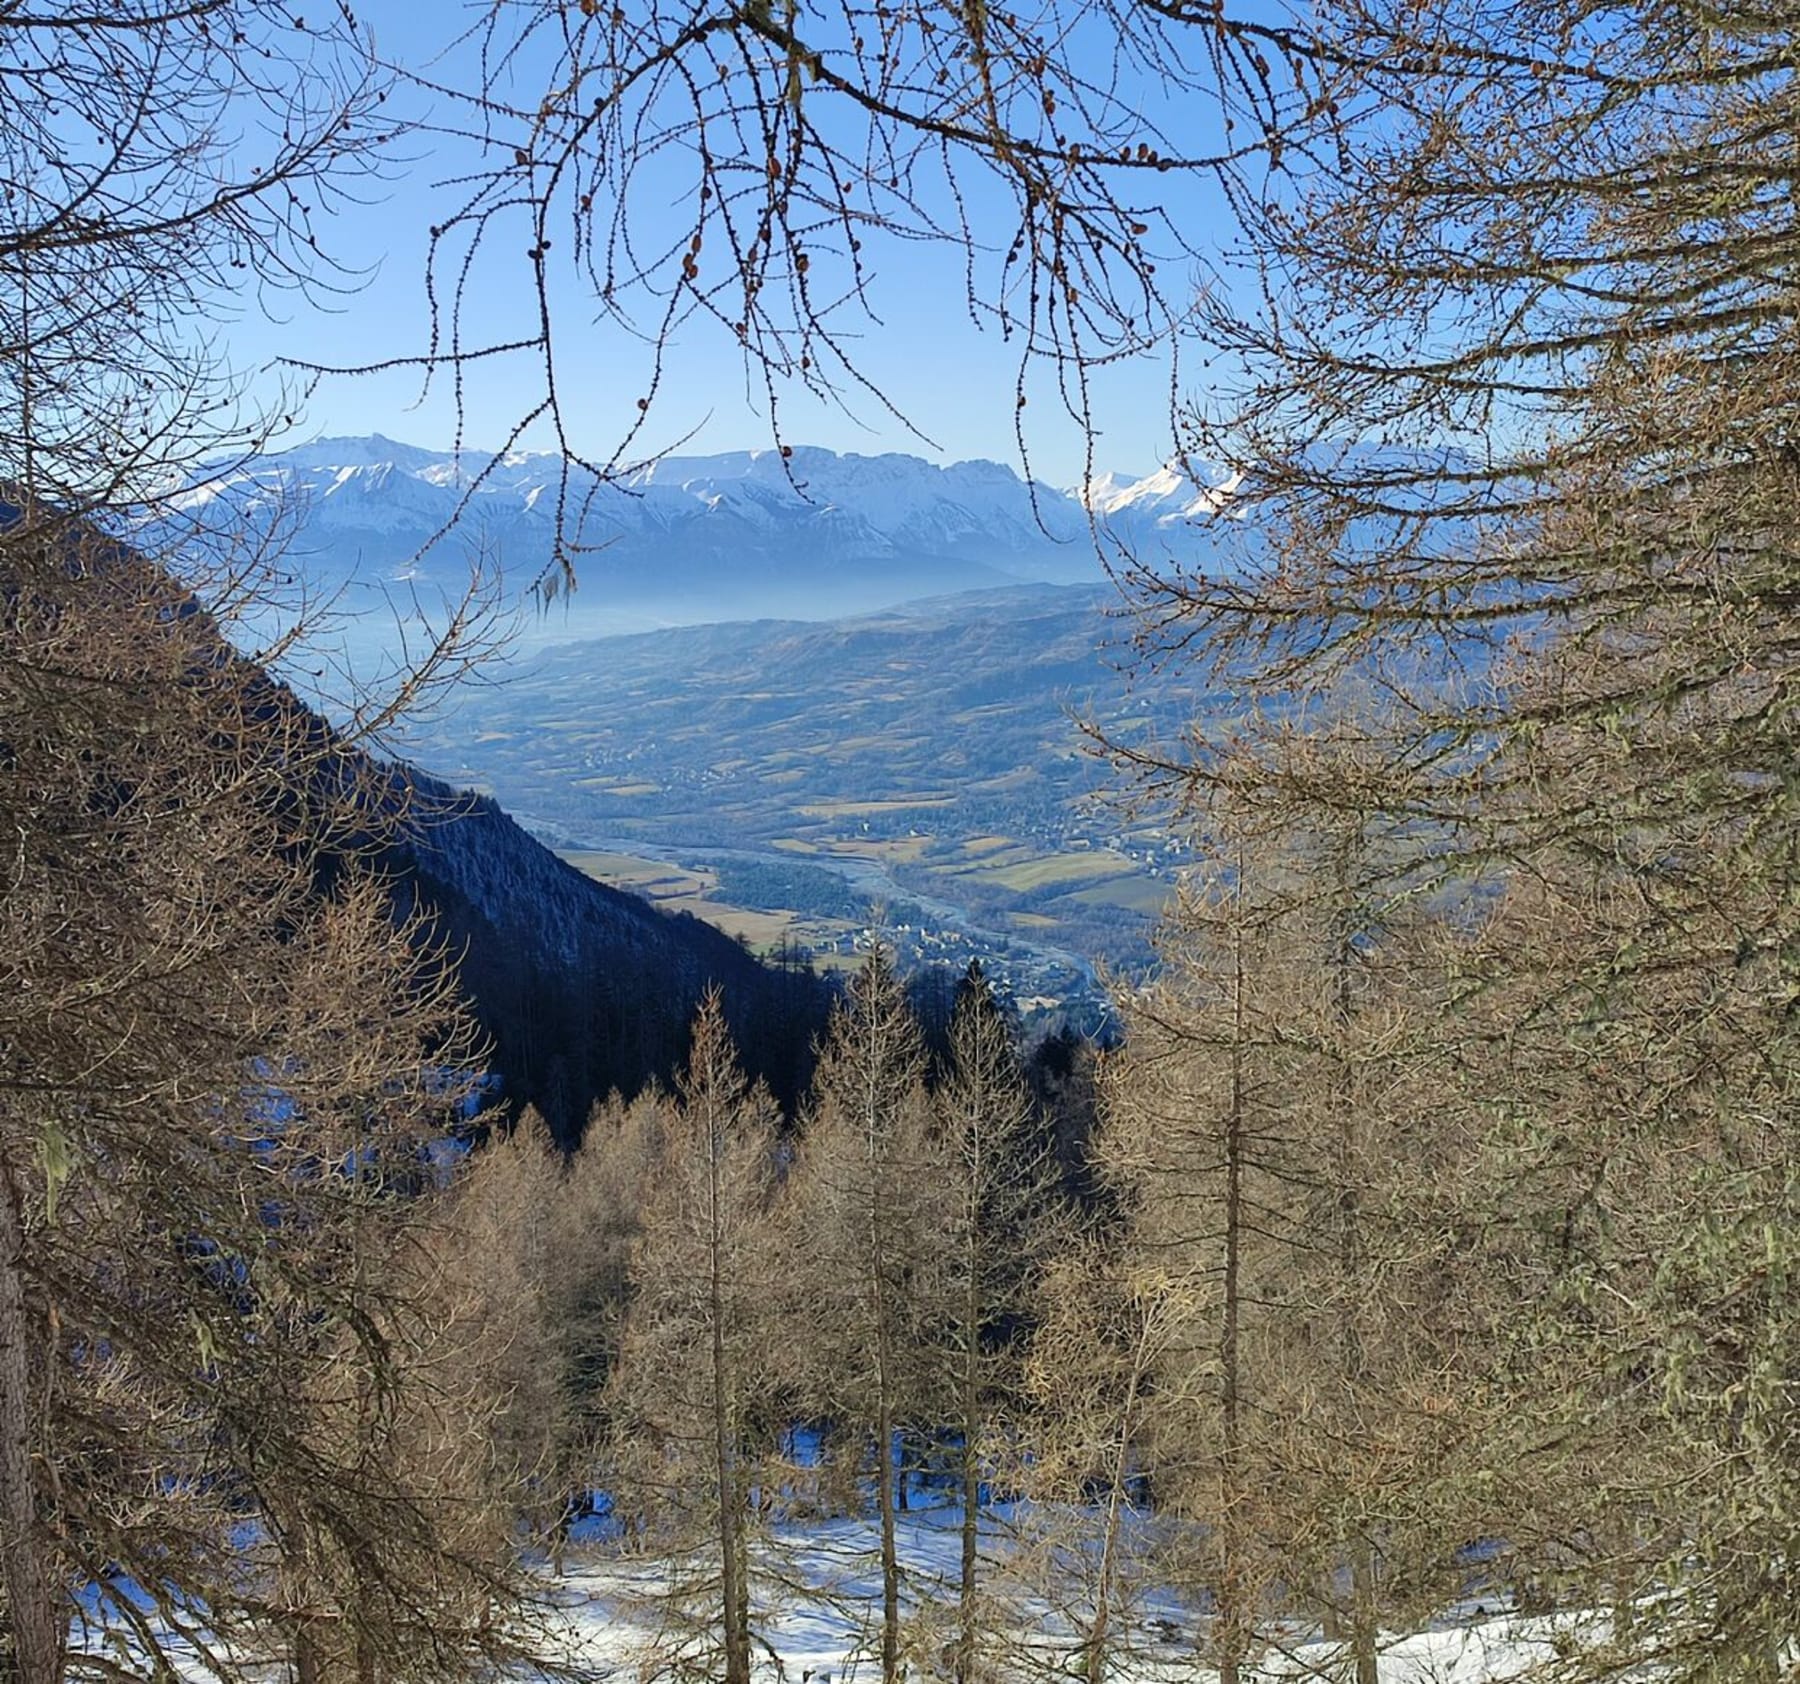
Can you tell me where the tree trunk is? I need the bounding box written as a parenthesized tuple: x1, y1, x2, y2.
(1086, 1468, 1122, 1684)
(1331, 864, 1377, 1684)
(1216, 907, 1248, 1684)
(957, 1270, 981, 1684)
(1349, 1543, 1378, 1684)
(0, 1159, 60, 1684)
(293, 1624, 323, 1684)
(1087, 1323, 1150, 1684)
(856, 993, 905, 1684)
(733, 1505, 752, 1683)
(1085, 1478, 1117, 1684)
(875, 1325, 901, 1684)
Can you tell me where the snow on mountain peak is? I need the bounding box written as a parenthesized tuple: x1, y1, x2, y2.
(172, 437, 1253, 602)
(1076, 460, 1239, 524)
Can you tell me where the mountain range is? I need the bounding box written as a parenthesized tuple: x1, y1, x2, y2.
(170, 436, 1243, 634)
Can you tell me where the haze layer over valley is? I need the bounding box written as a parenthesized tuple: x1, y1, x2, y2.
(408, 585, 1224, 1020)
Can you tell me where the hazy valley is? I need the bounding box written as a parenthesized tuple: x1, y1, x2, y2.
(401, 580, 1230, 1023)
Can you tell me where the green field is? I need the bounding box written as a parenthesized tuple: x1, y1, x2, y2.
(559, 848, 862, 959)
(966, 850, 1137, 891)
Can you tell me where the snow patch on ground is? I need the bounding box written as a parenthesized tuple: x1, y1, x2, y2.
(81, 1492, 1596, 1684)
(543, 1504, 1583, 1684)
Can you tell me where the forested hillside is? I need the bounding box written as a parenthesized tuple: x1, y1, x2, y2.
(377, 772, 832, 1141)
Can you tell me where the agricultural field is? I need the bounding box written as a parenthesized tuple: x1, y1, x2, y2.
(558, 848, 864, 965)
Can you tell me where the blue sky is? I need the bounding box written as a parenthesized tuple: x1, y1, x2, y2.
(213, 0, 1236, 489)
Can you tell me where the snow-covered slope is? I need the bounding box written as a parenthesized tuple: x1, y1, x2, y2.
(170, 437, 1246, 631)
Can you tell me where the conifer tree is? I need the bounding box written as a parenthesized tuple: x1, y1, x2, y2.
(1108, 5, 1800, 1675)
(1091, 718, 1476, 1684)
(1095, 853, 1299, 1684)
(935, 962, 1057, 1684)
(0, 0, 514, 1671)
(437, 1110, 567, 1549)
(607, 993, 785, 1684)
(540, 1090, 671, 1568)
(1017, 1238, 1180, 1684)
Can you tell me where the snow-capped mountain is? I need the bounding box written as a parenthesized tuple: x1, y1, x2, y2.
(171, 436, 1242, 633)
(1077, 463, 1243, 524)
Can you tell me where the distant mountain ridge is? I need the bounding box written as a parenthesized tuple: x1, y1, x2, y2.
(171, 436, 1241, 632)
